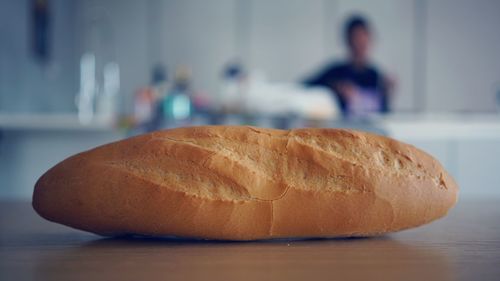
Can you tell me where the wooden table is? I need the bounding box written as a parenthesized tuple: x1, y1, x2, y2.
(1, 199, 499, 281)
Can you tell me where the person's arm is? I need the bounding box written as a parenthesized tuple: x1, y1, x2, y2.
(303, 64, 338, 87)
(379, 73, 396, 113)
(333, 81, 356, 102)
(304, 65, 351, 115)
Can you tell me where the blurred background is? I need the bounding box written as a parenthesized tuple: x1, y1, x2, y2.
(1, 0, 500, 199)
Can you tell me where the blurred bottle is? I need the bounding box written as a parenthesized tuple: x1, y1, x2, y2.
(162, 66, 193, 128)
(151, 64, 170, 101)
(96, 62, 120, 122)
(218, 61, 247, 114)
(133, 64, 169, 131)
(76, 53, 96, 124)
(133, 87, 156, 126)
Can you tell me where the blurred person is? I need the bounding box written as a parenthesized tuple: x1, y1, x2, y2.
(304, 15, 394, 116)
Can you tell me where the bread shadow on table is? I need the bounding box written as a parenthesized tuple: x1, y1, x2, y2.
(33, 234, 454, 281)
(85, 234, 389, 246)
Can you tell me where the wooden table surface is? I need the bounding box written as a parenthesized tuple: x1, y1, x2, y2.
(1, 199, 499, 281)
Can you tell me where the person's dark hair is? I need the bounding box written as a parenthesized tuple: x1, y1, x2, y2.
(344, 15, 370, 47)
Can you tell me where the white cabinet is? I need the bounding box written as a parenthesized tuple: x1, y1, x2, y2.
(0, 130, 122, 199)
(387, 116, 500, 197)
(456, 140, 500, 197)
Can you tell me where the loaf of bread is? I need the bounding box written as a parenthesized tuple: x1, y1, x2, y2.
(33, 126, 458, 240)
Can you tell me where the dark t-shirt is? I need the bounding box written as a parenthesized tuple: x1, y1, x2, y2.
(304, 62, 389, 115)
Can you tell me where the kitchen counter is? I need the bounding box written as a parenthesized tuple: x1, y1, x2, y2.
(380, 113, 500, 140)
(1, 199, 499, 281)
(1, 112, 500, 198)
(0, 113, 115, 131)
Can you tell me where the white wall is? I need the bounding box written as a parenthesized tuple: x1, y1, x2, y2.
(1, 0, 500, 113)
(74, 0, 150, 113)
(0, 0, 78, 113)
(247, 0, 329, 82)
(424, 0, 500, 112)
(82, 0, 500, 114)
(157, 0, 238, 100)
(140, 0, 419, 111)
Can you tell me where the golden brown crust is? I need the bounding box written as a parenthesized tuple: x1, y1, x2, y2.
(32, 126, 458, 240)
